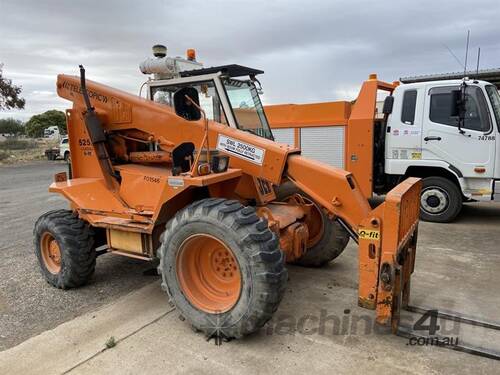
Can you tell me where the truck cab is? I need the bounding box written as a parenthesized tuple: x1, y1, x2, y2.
(385, 79, 500, 221)
(43, 125, 60, 139)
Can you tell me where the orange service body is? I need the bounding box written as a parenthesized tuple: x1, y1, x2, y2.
(265, 75, 397, 198)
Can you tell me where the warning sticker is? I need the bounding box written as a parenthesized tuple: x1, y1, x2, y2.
(358, 229, 380, 241)
(216, 135, 265, 165)
(411, 152, 422, 160)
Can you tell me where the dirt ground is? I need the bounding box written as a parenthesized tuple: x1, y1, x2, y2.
(0, 138, 58, 165)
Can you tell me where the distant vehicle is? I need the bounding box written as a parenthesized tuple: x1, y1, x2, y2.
(44, 136, 70, 161)
(43, 126, 60, 139)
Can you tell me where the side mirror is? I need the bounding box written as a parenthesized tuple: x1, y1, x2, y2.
(382, 95, 394, 115)
(174, 87, 201, 121)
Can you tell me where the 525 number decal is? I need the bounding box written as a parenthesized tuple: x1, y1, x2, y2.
(78, 138, 91, 146)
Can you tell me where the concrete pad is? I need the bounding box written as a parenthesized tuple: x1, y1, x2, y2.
(66, 265, 498, 375)
(0, 283, 173, 375)
(2, 258, 496, 375)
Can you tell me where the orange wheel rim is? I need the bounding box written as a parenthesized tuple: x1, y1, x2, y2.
(176, 234, 242, 313)
(40, 232, 61, 274)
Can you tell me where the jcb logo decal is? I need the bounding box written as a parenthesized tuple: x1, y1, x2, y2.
(358, 229, 380, 241)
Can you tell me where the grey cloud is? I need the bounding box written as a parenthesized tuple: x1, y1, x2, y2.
(0, 0, 499, 120)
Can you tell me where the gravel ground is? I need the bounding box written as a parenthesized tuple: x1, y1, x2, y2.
(0, 161, 157, 351)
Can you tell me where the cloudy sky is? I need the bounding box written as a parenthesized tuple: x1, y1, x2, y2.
(1, 0, 499, 120)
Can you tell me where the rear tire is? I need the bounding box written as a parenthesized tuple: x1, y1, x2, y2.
(420, 176, 462, 223)
(34, 210, 96, 289)
(158, 198, 287, 339)
(275, 182, 350, 267)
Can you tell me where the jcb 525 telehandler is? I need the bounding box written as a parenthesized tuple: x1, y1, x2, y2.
(34, 45, 421, 339)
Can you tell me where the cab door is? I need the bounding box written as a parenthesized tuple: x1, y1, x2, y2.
(421, 84, 496, 178)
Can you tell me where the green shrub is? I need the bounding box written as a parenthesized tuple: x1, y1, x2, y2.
(25, 110, 66, 138)
(0, 118, 25, 135)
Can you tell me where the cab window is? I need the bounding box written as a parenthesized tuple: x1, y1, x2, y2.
(401, 90, 417, 125)
(151, 81, 228, 124)
(429, 86, 491, 132)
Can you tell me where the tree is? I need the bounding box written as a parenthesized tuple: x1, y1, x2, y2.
(25, 110, 66, 138)
(0, 64, 25, 111)
(0, 118, 25, 135)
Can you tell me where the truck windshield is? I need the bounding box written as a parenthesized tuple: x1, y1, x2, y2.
(223, 79, 274, 140)
(486, 85, 500, 130)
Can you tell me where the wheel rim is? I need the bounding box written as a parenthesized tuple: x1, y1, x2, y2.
(40, 232, 61, 274)
(421, 187, 449, 215)
(176, 234, 242, 313)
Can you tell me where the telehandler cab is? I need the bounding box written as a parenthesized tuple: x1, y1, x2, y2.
(34, 45, 421, 339)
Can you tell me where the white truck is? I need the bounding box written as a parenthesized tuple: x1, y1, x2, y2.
(44, 136, 70, 161)
(266, 76, 500, 222)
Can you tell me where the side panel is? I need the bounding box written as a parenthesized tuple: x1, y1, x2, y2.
(66, 109, 104, 180)
(300, 127, 345, 169)
(385, 86, 424, 163)
(346, 80, 379, 198)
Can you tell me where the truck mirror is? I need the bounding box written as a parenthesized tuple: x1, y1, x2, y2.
(382, 95, 394, 115)
(174, 87, 201, 121)
(450, 90, 462, 117)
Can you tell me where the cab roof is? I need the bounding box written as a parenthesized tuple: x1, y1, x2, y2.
(180, 64, 264, 78)
(400, 68, 500, 89)
(398, 79, 492, 90)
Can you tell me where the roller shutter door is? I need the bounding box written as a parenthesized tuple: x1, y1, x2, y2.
(272, 128, 295, 146)
(300, 127, 345, 169)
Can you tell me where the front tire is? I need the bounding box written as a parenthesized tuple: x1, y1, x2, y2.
(34, 210, 96, 289)
(158, 198, 287, 339)
(420, 176, 462, 223)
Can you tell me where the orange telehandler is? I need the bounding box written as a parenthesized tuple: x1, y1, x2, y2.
(33, 46, 421, 340)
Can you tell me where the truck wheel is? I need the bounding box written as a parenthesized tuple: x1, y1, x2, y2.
(64, 151, 70, 162)
(275, 182, 350, 267)
(34, 210, 96, 289)
(420, 176, 462, 223)
(158, 198, 287, 339)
